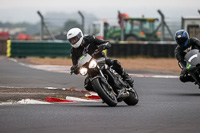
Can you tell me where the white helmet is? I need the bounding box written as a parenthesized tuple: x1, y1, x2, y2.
(67, 28, 83, 48)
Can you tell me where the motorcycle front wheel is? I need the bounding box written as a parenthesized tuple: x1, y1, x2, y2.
(92, 78, 117, 107)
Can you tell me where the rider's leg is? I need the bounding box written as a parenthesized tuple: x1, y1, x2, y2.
(105, 58, 134, 87)
(180, 75, 195, 82)
(179, 70, 200, 88)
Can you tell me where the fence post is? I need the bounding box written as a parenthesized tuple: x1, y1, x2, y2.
(7, 40, 11, 57)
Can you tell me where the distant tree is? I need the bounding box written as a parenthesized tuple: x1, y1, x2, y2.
(63, 20, 81, 32)
(0, 21, 40, 35)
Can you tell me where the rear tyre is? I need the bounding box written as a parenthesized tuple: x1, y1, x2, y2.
(124, 89, 139, 106)
(92, 78, 117, 107)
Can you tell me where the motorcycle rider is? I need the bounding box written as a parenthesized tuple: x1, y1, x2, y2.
(67, 28, 134, 90)
(174, 29, 200, 83)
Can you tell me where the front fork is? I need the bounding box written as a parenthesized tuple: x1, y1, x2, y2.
(89, 65, 113, 92)
(92, 65, 130, 100)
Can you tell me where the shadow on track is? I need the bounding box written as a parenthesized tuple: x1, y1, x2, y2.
(165, 92, 200, 97)
(64, 104, 133, 108)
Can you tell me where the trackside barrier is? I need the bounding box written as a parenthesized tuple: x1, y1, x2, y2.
(6, 40, 177, 58)
(107, 42, 177, 58)
(7, 40, 71, 58)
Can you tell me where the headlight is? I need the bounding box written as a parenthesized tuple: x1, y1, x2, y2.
(89, 59, 97, 68)
(79, 67, 88, 76)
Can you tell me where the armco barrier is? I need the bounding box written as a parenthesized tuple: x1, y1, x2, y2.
(107, 43, 177, 58)
(6, 40, 177, 58)
(7, 40, 71, 58)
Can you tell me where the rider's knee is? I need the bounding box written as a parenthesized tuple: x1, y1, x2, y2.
(105, 59, 121, 67)
(105, 58, 113, 66)
(180, 74, 195, 82)
(179, 75, 188, 82)
(113, 60, 121, 66)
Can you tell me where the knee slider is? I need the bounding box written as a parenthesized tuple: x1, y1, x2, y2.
(105, 58, 113, 66)
(180, 75, 187, 82)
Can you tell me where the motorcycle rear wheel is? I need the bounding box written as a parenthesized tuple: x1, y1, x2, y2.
(92, 78, 117, 107)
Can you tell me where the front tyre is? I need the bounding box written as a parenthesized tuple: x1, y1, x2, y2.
(92, 78, 117, 107)
(124, 89, 139, 106)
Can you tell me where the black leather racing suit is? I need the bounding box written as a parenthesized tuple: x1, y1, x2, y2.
(174, 37, 200, 82)
(71, 35, 133, 91)
(71, 35, 109, 66)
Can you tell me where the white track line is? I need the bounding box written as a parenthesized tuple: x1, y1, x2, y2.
(130, 74, 179, 78)
(28, 65, 179, 78)
(0, 99, 51, 105)
(9, 58, 178, 78)
(17, 99, 51, 104)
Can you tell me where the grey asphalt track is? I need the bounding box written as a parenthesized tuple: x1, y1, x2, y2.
(0, 56, 85, 89)
(1, 56, 200, 133)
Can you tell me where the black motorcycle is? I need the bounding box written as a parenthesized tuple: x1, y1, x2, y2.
(184, 49, 200, 87)
(71, 53, 139, 107)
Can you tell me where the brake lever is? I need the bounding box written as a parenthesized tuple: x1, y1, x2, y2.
(92, 49, 100, 57)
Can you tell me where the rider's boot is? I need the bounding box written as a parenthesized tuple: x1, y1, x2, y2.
(121, 71, 134, 88)
(109, 59, 134, 88)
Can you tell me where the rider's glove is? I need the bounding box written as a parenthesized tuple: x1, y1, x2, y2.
(70, 65, 78, 75)
(70, 65, 76, 71)
(180, 68, 188, 77)
(93, 42, 111, 57)
(98, 42, 111, 51)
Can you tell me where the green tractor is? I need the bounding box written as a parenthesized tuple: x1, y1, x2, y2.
(90, 17, 161, 42)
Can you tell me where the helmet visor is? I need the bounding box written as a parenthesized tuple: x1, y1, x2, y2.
(69, 32, 82, 45)
(176, 37, 187, 45)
